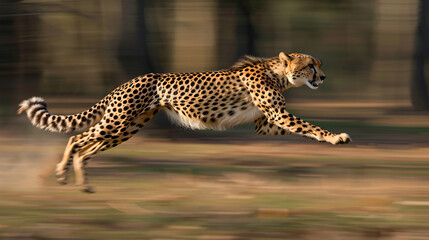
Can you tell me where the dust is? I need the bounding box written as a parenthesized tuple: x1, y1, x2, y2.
(0, 135, 64, 191)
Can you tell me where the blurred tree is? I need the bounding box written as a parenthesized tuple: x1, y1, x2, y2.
(0, 1, 19, 115)
(235, 0, 257, 56)
(234, 0, 267, 57)
(117, 0, 156, 78)
(411, 0, 429, 110)
(0, 1, 41, 115)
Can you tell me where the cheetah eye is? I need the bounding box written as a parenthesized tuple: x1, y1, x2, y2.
(308, 64, 314, 68)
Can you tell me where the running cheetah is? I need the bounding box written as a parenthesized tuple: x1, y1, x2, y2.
(18, 52, 351, 192)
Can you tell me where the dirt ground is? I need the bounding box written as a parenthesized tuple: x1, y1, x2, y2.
(0, 100, 428, 239)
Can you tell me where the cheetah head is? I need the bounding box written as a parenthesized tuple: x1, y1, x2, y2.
(279, 52, 326, 90)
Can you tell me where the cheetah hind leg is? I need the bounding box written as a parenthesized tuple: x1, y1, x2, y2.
(73, 140, 104, 193)
(72, 109, 159, 193)
(56, 133, 89, 184)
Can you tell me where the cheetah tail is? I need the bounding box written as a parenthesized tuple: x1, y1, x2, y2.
(18, 96, 109, 133)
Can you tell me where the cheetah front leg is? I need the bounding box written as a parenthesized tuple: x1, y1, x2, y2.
(248, 86, 351, 144)
(254, 115, 351, 144)
(255, 116, 293, 135)
(277, 112, 351, 144)
(268, 111, 351, 144)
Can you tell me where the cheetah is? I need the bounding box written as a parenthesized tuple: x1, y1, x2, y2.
(18, 52, 351, 193)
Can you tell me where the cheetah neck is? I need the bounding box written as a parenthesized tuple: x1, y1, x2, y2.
(265, 57, 291, 91)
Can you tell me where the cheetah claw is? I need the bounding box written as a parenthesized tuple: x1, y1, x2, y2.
(331, 133, 352, 145)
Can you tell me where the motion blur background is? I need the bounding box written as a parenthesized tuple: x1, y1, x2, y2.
(2, 0, 429, 109)
(0, 0, 429, 239)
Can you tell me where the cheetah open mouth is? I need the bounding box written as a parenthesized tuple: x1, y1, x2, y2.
(306, 79, 320, 89)
(309, 79, 319, 87)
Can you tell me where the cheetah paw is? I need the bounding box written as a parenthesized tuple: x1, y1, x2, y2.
(56, 174, 68, 185)
(330, 133, 352, 145)
(81, 185, 96, 194)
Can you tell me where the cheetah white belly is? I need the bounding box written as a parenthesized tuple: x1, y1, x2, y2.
(164, 105, 263, 130)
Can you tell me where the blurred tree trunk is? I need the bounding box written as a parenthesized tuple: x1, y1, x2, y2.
(0, 1, 18, 114)
(411, 0, 429, 110)
(236, 0, 256, 56)
(1, 1, 41, 115)
(235, 0, 267, 57)
(117, 0, 155, 78)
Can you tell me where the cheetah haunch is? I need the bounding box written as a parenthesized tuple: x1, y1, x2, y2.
(18, 52, 351, 193)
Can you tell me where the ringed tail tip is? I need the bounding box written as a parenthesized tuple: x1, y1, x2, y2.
(17, 96, 46, 115)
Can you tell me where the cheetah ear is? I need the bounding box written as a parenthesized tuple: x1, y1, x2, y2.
(279, 52, 293, 65)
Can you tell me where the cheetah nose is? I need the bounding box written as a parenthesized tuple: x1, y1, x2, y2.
(320, 75, 326, 80)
